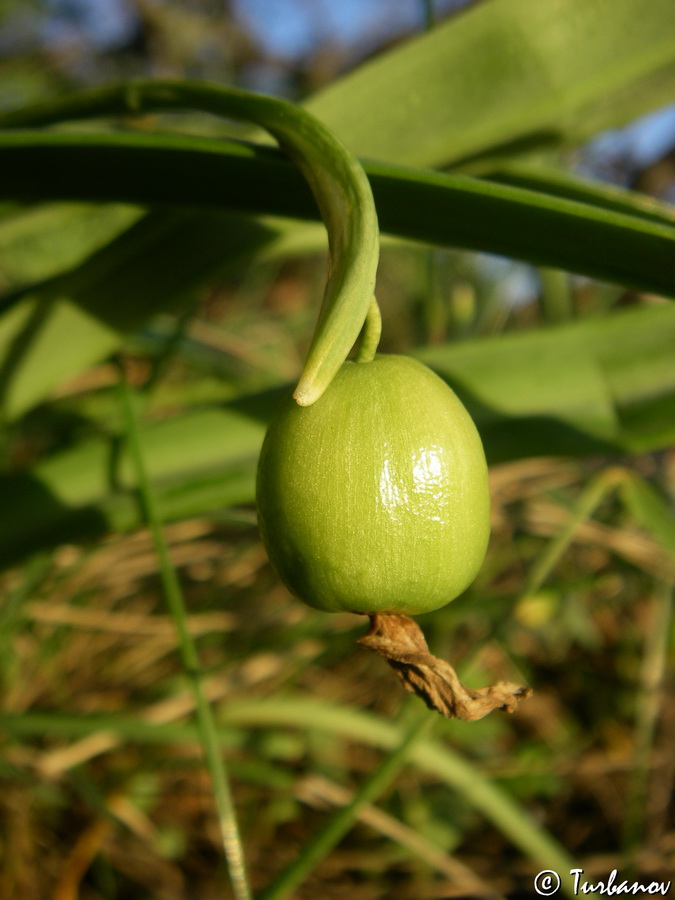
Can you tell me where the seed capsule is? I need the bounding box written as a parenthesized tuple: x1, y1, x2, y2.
(256, 354, 490, 615)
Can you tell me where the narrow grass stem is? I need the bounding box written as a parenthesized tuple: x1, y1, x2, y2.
(259, 703, 435, 900)
(622, 582, 674, 865)
(421, 248, 451, 343)
(520, 467, 626, 599)
(142, 304, 196, 394)
(539, 267, 573, 323)
(117, 367, 252, 900)
(421, 0, 435, 30)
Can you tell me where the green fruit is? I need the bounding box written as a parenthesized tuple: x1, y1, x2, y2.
(256, 354, 490, 615)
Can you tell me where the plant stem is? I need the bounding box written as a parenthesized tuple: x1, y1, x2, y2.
(259, 703, 435, 900)
(520, 467, 626, 599)
(355, 297, 382, 363)
(539, 267, 573, 323)
(117, 366, 252, 900)
(622, 581, 673, 865)
(422, 0, 435, 30)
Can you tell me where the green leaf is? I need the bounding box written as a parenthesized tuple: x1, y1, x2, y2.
(487, 164, 675, 229)
(0, 403, 266, 568)
(0, 4, 672, 424)
(417, 303, 675, 459)
(4, 143, 675, 428)
(0, 203, 142, 289)
(305, 0, 675, 170)
(0, 210, 282, 419)
(0, 47, 673, 419)
(1, 132, 673, 301)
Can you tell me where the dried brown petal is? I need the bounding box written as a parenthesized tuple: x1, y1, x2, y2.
(358, 614, 531, 721)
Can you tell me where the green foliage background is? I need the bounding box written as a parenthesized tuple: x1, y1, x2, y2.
(0, 1, 673, 898)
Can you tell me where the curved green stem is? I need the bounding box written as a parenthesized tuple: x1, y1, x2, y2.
(0, 80, 379, 405)
(355, 297, 382, 363)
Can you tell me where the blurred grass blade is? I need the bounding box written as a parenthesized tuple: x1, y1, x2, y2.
(118, 369, 252, 900)
(622, 583, 674, 861)
(538, 268, 573, 324)
(260, 704, 435, 900)
(519, 468, 625, 601)
(304, 0, 675, 170)
(618, 474, 675, 566)
(1, 304, 673, 568)
(0, 694, 577, 892)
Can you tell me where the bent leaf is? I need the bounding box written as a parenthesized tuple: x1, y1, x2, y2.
(0, 80, 380, 406)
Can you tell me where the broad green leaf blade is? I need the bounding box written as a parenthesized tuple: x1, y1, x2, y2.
(369, 164, 675, 301)
(417, 303, 675, 460)
(0, 203, 142, 289)
(0, 403, 267, 568)
(0, 210, 283, 420)
(305, 0, 675, 170)
(1, 132, 674, 298)
(1, 304, 673, 567)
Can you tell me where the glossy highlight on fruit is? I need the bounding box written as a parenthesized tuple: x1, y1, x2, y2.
(256, 355, 490, 615)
